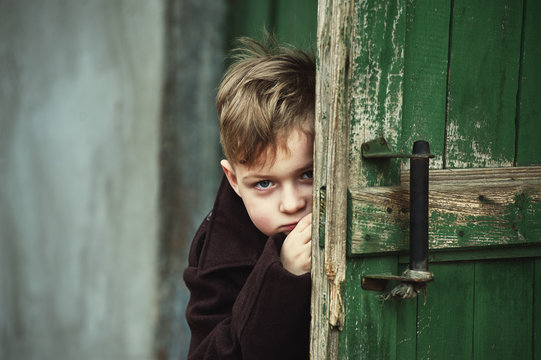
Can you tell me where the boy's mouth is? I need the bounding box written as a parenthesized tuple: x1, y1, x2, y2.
(281, 222, 298, 232)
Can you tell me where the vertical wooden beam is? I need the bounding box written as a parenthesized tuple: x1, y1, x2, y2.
(323, 0, 352, 332)
(311, 0, 353, 358)
(341, 1, 406, 358)
(310, 0, 331, 357)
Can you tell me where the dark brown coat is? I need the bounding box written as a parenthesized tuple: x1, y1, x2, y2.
(184, 176, 311, 359)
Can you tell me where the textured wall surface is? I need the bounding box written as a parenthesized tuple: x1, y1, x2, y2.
(0, 1, 164, 359)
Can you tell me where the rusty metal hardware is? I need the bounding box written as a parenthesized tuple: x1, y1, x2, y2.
(360, 139, 434, 299)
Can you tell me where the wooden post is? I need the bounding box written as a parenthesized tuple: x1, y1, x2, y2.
(311, 0, 353, 358)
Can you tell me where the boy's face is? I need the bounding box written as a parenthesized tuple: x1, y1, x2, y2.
(221, 130, 313, 236)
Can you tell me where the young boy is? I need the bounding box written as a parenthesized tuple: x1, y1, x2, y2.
(183, 38, 316, 360)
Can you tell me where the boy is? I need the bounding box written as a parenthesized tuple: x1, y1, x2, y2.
(183, 37, 315, 360)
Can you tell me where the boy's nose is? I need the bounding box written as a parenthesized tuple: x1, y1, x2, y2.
(279, 186, 306, 213)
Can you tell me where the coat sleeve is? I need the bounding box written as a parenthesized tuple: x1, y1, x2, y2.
(184, 234, 311, 360)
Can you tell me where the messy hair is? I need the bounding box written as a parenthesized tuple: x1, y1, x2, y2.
(217, 36, 316, 167)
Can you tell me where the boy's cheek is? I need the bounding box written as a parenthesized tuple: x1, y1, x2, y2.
(246, 210, 275, 236)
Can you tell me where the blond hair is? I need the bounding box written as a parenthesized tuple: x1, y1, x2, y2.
(217, 37, 316, 166)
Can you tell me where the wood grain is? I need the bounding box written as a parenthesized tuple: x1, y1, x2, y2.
(445, 0, 522, 169)
(350, 166, 541, 255)
(516, 0, 541, 165)
(310, 0, 352, 358)
(321, 0, 352, 333)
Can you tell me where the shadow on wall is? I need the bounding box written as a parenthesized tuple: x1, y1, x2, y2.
(157, 0, 224, 359)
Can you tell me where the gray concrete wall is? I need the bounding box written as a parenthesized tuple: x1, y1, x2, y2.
(0, 1, 164, 359)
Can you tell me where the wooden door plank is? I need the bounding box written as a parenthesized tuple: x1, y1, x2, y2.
(445, 0, 523, 169)
(516, 0, 541, 166)
(401, 0, 451, 170)
(534, 258, 541, 359)
(473, 259, 533, 359)
(348, 0, 406, 187)
(416, 262, 474, 359)
(400, 245, 541, 264)
(340, 256, 398, 360)
(336, 1, 407, 358)
(395, 278, 417, 360)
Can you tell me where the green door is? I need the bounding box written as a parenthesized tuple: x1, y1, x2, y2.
(311, 0, 541, 359)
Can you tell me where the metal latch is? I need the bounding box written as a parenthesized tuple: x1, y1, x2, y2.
(360, 138, 434, 299)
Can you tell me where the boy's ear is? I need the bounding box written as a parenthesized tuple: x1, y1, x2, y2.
(220, 159, 241, 197)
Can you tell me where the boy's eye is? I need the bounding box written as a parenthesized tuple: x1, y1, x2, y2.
(302, 170, 313, 180)
(255, 180, 273, 189)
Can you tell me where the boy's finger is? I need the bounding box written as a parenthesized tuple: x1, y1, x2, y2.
(297, 213, 312, 230)
(299, 222, 312, 243)
(292, 221, 311, 241)
(287, 213, 312, 239)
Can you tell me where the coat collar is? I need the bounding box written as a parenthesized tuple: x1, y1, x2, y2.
(198, 176, 268, 274)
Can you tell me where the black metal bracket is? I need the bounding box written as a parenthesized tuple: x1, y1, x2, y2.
(361, 137, 435, 160)
(360, 138, 434, 299)
(361, 269, 434, 292)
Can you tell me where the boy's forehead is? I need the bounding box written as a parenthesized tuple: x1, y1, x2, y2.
(235, 148, 285, 172)
(245, 132, 308, 167)
(235, 130, 313, 173)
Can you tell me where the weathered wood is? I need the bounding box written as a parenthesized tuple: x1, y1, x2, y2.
(350, 166, 541, 255)
(445, 0, 522, 168)
(348, 0, 405, 187)
(310, 0, 331, 357)
(311, 0, 352, 357)
(399, 244, 541, 264)
(321, 0, 352, 332)
(338, 0, 407, 359)
(516, 0, 541, 166)
(341, 256, 398, 359)
(401, 0, 451, 169)
(314, 0, 541, 358)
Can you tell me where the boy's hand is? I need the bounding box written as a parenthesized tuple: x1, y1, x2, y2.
(280, 213, 312, 276)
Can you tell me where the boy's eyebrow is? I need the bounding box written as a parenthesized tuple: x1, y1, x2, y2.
(240, 162, 314, 182)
